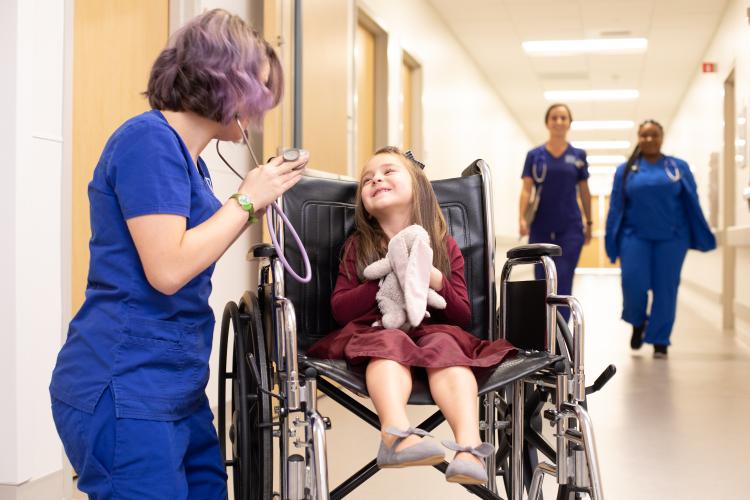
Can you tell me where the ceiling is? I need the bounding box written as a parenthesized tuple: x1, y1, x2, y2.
(427, 0, 729, 165)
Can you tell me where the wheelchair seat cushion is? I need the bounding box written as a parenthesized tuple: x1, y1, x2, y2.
(306, 235, 516, 369)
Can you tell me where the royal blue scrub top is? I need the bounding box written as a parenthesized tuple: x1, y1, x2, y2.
(50, 110, 223, 421)
(622, 156, 689, 240)
(522, 144, 589, 233)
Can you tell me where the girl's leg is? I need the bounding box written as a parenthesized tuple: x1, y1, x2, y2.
(427, 366, 482, 464)
(366, 358, 421, 451)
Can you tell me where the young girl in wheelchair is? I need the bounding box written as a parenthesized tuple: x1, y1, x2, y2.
(307, 147, 516, 485)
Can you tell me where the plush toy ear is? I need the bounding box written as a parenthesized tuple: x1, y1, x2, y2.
(403, 236, 432, 327)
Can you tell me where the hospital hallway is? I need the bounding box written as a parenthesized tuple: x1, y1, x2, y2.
(280, 273, 750, 500)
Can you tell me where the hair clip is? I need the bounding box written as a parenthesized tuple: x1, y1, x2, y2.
(404, 150, 426, 170)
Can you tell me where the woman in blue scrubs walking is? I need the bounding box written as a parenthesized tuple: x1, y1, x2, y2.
(518, 103, 592, 320)
(605, 120, 715, 358)
(49, 10, 307, 499)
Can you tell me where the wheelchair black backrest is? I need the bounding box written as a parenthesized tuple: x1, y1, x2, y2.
(282, 165, 492, 351)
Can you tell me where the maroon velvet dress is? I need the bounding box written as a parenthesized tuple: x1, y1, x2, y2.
(306, 235, 516, 368)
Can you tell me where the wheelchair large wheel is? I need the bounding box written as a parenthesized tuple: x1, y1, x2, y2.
(218, 291, 273, 500)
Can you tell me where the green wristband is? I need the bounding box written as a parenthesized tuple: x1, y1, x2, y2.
(230, 193, 258, 224)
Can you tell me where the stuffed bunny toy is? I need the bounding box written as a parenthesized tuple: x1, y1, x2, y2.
(363, 224, 446, 331)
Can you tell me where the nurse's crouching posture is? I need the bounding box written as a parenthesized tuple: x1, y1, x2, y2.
(49, 10, 307, 499)
(605, 120, 715, 359)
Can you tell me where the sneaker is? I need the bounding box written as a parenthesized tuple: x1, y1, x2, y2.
(653, 345, 668, 359)
(630, 324, 645, 350)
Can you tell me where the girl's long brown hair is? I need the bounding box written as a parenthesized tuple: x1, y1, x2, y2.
(345, 146, 451, 280)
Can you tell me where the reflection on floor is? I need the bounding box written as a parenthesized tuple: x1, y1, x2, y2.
(74, 275, 747, 500)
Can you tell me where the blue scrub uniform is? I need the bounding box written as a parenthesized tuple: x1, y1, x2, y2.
(522, 144, 589, 320)
(605, 156, 715, 347)
(50, 110, 226, 499)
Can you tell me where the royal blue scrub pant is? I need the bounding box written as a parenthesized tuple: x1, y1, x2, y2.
(51, 387, 227, 500)
(619, 229, 689, 346)
(530, 225, 585, 322)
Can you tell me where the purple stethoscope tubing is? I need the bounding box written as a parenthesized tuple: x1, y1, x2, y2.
(215, 119, 312, 283)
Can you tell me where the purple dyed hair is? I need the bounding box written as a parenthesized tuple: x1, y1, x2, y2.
(146, 9, 283, 125)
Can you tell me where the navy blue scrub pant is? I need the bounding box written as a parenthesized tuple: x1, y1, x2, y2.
(619, 229, 689, 346)
(530, 224, 585, 322)
(51, 387, 227, 500)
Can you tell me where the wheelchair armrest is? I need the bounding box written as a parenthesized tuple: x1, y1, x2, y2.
(506, 243, 562, 260)
(251, 243, 277, 259)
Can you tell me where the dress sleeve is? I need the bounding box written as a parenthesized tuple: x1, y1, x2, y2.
(330, 238, 379, 326)
(521, 150, 534, 179)
(432, 237, 472, 329)
(107, 122, 191, 220)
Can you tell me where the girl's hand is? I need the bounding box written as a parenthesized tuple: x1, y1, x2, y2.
(583, 224, 592, 244)
(429, 266, 444, 291)
(238, 152, 309, 212)
(519, 218, 529, 237)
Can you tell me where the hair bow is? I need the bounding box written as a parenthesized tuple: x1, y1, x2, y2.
(404, 150, 426, 170)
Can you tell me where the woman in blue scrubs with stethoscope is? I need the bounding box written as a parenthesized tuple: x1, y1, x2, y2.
(605, 120, 715, 358)
(519, 103, 592, 320)
(49, 10, 307, 499)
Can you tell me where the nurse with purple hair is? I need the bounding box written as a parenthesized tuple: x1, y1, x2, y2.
(49, 9, 305, 498)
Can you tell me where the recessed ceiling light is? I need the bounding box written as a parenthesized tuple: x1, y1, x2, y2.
(544, 89, 639, 101)
(588, 155, 627, 164)
(572, 140, 631, 150)
(571, 120, 635, 130)
(522, 38, 648, 56)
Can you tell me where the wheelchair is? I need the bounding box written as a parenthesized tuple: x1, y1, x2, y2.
(218, 160, 616, 500)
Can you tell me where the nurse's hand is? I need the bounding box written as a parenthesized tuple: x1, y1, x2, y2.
(583, 224, 592, 245)
(519, 218, 529, 237)
(238, 151, 309, 212)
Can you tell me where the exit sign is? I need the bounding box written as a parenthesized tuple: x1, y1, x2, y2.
(702, 62, 718, 73)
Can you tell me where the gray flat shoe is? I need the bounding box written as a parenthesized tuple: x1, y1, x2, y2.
(442, 441, 495, 485)
(377, 427, 445, 468)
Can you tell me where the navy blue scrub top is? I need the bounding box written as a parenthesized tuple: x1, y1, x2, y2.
(522, 144, 589, 233)
(50, 110, 223, 421)
(622, 156, 689, 241)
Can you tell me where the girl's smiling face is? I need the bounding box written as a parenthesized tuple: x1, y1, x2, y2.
(360, 153, 414, 217)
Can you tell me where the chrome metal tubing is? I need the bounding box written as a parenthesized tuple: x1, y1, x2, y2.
(309, 410, 330, 500)
(499, 260, 513, 340)
(528, 462, 557, 500)
(561, 403, 604, 500)
(475, 160, 499, 341)
(483, 391, 498, 494)
(547, 294, 586, 402)
(287, 454, 306, 500)
(273, 259, 287, 371)
(556, 373, 568, 484)
(277, 297, 301, 410)
(511, 381, 524, 500)
(540, 255, 558, 354)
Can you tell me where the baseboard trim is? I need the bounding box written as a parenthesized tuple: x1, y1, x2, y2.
(681, 278, 722, 304)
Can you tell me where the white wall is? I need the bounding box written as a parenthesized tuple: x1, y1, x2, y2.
(0, 0, 66, 486)
(361, 0, 532, 238)
(664, 0, 750, 340)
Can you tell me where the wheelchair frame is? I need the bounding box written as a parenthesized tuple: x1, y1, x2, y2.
(218, 161, 611, 500)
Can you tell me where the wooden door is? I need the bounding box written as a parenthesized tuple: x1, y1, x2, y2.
(355, 22, 375, 171)
(72, 0, 169, 312)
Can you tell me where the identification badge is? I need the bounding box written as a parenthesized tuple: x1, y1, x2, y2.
(566, 154, 585, 169)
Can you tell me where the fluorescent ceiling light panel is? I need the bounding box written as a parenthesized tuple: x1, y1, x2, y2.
(544, 90, 639, 101)
(571, 120, 635, 130)
(588, 155, 627, 164)
(572, 140, 631, 150)
(523, 38, 648, 56)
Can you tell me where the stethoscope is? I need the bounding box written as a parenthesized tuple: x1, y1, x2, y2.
(532, 158, 547, 184)
(214, 118, 312, 283)
(630, 156, 682, 182)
